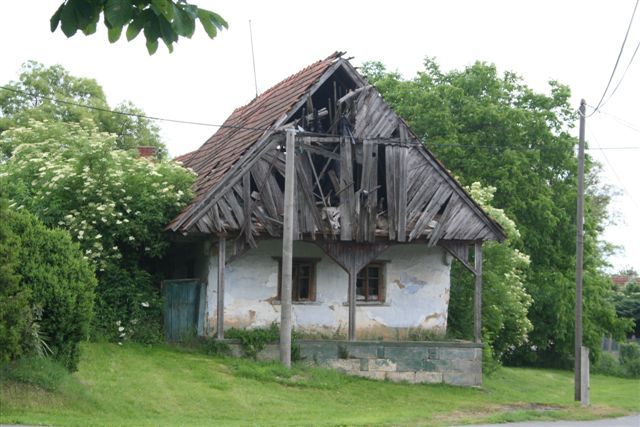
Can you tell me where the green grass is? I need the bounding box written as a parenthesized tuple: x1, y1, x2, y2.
(1, 342, 638, 426)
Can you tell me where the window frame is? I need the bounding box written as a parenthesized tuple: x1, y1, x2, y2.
(274, 257, 320, 303)
(356, 262, 386, 303)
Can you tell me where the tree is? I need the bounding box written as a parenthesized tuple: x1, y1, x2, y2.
(612, 280, 640, 337)
(0, 61, 165, 156)
(0, 119, 195, 341)
(448, 182, 533, 361)
(50, 0, 228, 55)
(364, 59, 629, 366)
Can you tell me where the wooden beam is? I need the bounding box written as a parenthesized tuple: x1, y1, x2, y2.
(348, 272, 357, 341)
(474, 241, 483, 344)
(314, 241, 389, 341)
(216, 236, 226, 339)
(280, 130, 296, 368)
(339, 137, 354, 240)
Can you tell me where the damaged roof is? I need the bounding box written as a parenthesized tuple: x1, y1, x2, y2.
(168, 52, 506, 244)
(169, 52, 344, 230)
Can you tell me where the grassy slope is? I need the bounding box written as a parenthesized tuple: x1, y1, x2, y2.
(1, 343, 638, 427)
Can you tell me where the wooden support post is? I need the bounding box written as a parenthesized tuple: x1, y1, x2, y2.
(280, 129, 296, 367)
(216, 236, 226, 339)
(474, 241, 483, 344)
(348, 271, 357, 341)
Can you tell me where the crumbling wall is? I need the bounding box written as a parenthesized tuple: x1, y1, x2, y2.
(205, 239, 451, 338)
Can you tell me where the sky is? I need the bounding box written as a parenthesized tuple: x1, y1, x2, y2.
(1, 1, 638, 272)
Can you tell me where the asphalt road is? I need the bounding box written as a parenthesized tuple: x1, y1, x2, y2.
(463, 414, 640, 427)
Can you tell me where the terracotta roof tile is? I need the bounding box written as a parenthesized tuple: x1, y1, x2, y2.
(168, 52, 342, 230)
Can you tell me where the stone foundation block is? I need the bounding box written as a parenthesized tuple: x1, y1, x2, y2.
(443, 372, 482, 386)
(385, 371, 416, 383)
(353, 370, 386, 380)
(327, 358, 361, 372)
(367, 358, 397, 372)
(414, 371, 443, 384)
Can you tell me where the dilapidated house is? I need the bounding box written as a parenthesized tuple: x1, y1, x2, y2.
(163, 53, 505, 383)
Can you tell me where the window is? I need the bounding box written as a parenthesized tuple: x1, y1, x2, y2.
(356, 263, 385, 302)
(276, 258, 318, 302)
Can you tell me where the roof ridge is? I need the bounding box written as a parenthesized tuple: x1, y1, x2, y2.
(230, 52, 342, 117)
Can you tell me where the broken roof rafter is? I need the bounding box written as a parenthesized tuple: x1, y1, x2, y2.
(168, 53, 506, 243)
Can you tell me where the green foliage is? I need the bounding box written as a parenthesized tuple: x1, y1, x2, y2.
(50, 0, 228, 55)
(365, 58, 628, 366)
(93, 264, 163, 344)
(619, 342, 640, 378)
(0, 119, 194, 271)
(0, 193, 31, 363)
(0, 357, 69, 391)
(447, 183, 533, 361)
(226, 323, 280, 360)
(6, 209, 96, 371)
(0, 61, 164, 154)
(592, 352, 625, 377)
(1, 63, 196, 348)
(612, 281, 640, 336)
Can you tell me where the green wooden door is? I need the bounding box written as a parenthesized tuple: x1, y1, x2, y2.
(163, 279, 201, 342)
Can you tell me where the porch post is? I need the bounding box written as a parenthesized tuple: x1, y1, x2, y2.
(348, 271, 357, 341)
(280, 129, 296, 367)
(474, 241, 483, 343)
(216, 235, 226, 339)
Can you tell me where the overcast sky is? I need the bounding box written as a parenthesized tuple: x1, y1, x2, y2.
(1, 1, 638, 272)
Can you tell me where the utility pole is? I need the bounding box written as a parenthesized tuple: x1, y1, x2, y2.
(280, 129, 296, 368)
(575, 99, 588, 404)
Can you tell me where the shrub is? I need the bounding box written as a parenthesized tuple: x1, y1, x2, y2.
(226, 323, 280, 360)
(0, 195, 31, 363)
(92, 264, 163, 344)
(0, 357, 69, 391)
(619, 342, 640, 378)
(7, 210, 96, 371)
(592, 352, 624, 377)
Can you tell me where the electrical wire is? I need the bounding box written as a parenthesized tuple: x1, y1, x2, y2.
(0, 85, 271, 132)
(587, 128, 639, 209)
(584, 0, 639, 117)
(600, 37, 640, 109)
(1, 85, 638, 151)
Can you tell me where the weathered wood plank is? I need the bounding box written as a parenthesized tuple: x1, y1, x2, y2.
(397, 146, 408, 242)
(428, 194, 461, 247)
(408, 186, 451, 241)
(339, 137, 354, 240)
(385, 145, 396, 240)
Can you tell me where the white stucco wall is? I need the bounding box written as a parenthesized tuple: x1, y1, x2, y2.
(205, 239, 452, 339)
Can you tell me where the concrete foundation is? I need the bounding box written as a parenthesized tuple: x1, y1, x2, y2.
(225, 339, 483, 386)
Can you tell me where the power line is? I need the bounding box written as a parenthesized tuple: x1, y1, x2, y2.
(0, 85, 271, 132)
(592, 106, 640, 134)
(585, 0, 639, 117)
(601, 37, 640, 109)
(1, 85, 638, 151)
(587, 128, 640, 209)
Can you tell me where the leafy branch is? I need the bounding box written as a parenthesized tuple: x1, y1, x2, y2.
(51, 0, 228, 54)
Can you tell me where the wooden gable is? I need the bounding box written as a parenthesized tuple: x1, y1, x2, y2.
(168, 55, 505, 246)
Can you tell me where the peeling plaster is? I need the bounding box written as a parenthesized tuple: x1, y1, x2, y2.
(204, 240, 451, 337)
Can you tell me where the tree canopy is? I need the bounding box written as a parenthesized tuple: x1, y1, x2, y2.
(50, 0, 228, 54)
(364, 59, 630, 365)
(0, 61, 165, 156)
(1, 62, 196, 345)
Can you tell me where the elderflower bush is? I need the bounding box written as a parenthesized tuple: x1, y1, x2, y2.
(1, 119, 195, 342)
(467, 182, 533, 359)
(448, 182, 533, 363)
(1, 119, 195, 270)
